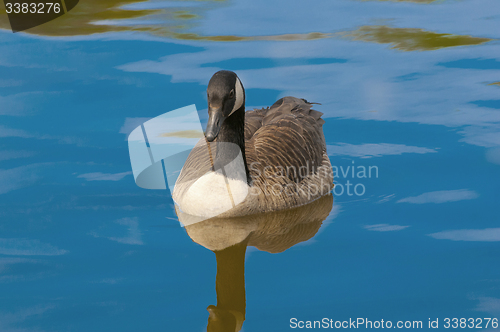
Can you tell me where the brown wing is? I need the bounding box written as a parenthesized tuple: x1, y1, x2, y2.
(245, 97, 326, 184)
(244, 107, 267, 140)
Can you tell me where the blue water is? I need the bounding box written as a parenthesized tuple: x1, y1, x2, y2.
(1, 0, 500, 330)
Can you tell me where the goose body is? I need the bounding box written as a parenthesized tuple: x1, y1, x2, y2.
(172, 71, 333, 218)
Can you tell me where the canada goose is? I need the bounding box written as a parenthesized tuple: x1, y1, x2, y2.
(172, 70, 333, 218)
(180, 194, 334, 332)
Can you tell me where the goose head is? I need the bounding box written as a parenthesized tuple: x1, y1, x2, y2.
(206, 70, 245, 142)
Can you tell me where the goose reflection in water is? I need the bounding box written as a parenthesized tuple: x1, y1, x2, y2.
(176, 194, 334, 332)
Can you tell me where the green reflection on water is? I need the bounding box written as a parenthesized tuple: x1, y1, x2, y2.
(0, 1, 491, 49)
(159, 130, 204, 138)
(0, 0, 332, 41)
(0, 0, 161, 35)
(173, 10, 198, 20)
(489, 82, 500, 87)
(169, 31, 333, 42)
(346, 25, 491, 51)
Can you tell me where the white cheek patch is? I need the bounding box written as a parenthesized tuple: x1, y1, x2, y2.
(230, 77, 244, 115)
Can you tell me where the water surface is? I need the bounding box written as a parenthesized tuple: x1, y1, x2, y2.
(1, 0, 500, 330)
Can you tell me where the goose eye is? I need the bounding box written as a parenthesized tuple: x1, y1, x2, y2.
(229, 89, 235, 99)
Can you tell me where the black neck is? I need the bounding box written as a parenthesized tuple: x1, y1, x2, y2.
(214, 106, 250, 183)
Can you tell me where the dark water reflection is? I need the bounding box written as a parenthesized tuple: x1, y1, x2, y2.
(180, 195, 334, 331)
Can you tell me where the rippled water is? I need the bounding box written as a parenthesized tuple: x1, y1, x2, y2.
(1, 0, 499, 331)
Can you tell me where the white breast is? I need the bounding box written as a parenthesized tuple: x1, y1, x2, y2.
(176, 171, 249, 218)
(174, 145, 249, 218)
